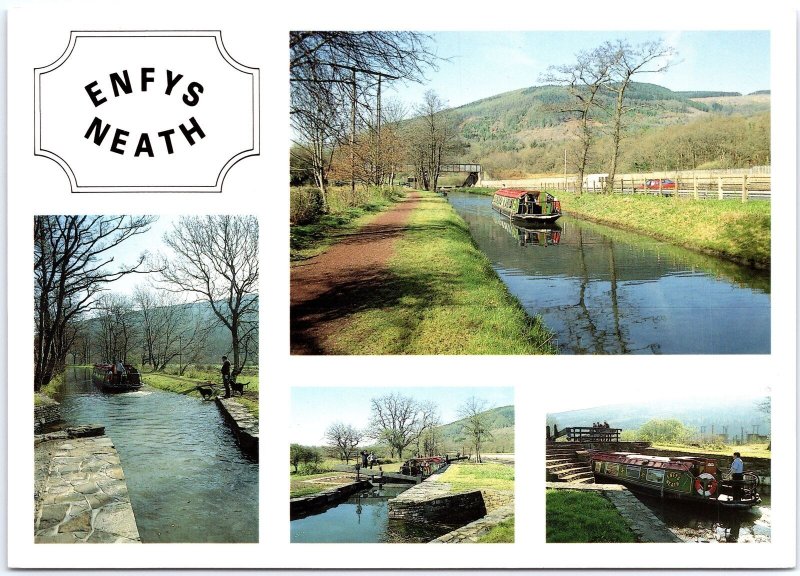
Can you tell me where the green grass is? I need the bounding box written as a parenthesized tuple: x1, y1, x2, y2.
(554, 192, 770, 268)
(477, 516, 515, 543)
(141, 368, 259, 417)
(290, 185, 403, 261)
(650, 442, 770, 460)
(546, 489, 637, 543)
(39, 372, 64, 400)
(328, 191, 557, 354)
(437, 463, 514, 493)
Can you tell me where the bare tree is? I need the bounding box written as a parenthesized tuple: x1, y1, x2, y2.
(159, 216, 258, 379)
(603, 39, 676, 193)
(416, 400, 441, 457)
(369, 392, 436, 460)
(94, 294, 138, 364)
(33, 215, 156, 390)
(290, 32, 437, 203)
(458, 396, 494, 464)
(408, 90, 463, 191)
(542, 45, 615, 194)
(325, 422, 363, 464)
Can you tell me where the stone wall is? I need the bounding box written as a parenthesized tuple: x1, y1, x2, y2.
(290, 480, 372, 518)
(388, 482, 487, 525)
(34, 394, 61, 433)
(431, 504, 514, 543)
(216, 397, 259, 460)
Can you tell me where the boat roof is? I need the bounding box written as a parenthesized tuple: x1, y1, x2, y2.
(591, 451, 716, 471)
(494, 188, 541, 199)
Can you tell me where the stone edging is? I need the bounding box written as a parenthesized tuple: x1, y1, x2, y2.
(290, 480, 372, 517)
(431, 503, 514, 543)
(546, 481, 681, 543)
(216, 397, 259, 460)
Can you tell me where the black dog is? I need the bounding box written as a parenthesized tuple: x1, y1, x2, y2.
(230, 381, 249, 396)
(197, 385, 215, 400)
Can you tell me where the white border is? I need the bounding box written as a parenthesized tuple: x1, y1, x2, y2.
(5, 0, 797, 570)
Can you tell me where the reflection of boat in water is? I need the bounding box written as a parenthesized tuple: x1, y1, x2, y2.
(590, 451, 761, 510)
(492, 188, 561, 224)
(92, 363, 142, 392)
(497, 217, 561, 247)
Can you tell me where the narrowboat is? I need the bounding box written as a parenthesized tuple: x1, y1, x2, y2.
(92, 363, 142, 392)
(590, 451, 761, 509)
(399, 456, 447, 478)
(491, 188, 562, 224)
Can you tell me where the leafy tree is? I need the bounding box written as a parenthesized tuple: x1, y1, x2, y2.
(290, 444, 320, 474)
(635, 418, 694, 444)
(34, 215, 156, 390)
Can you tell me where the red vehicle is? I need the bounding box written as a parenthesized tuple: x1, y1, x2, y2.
(637, 178, 677, 193)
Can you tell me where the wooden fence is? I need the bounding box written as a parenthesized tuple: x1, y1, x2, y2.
(483, 174, 771, 202)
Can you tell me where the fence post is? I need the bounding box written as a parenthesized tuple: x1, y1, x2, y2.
(717, 177, 723, 200)
(742, 174, 749, 203)
(693, 174, 698, 200)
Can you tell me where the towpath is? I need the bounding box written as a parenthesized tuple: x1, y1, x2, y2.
(290, 192, 421, 354)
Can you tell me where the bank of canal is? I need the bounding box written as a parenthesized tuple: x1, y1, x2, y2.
(53, 366, 258, 543)
(291, 483, 458, 543)
(448, 191, 770, 354)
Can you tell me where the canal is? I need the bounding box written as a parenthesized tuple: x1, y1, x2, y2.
(57, 367, 258, 543)
(639, 493, 771, 543)
(290, 484, 458, 543)
(448, 191, 770, 354)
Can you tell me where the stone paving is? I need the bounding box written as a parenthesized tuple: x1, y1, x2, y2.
(34, 434, 141, 543)
(431, 504, 515, 543)
(546, 481, 681, 543)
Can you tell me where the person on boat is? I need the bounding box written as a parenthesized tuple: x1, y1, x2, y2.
(115, 360, 127, 383)
(730, 452, 744, 501)
(221, 356, 231, 398)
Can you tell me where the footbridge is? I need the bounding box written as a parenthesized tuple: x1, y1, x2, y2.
(403, 163, 483, 187)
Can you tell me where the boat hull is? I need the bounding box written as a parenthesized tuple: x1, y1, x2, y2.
(592, 456, 760, 510)
(92, 364, 143, 393)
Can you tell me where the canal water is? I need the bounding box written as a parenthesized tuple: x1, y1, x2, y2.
(448, 192, 771, 354)
(638, 493, 771, 543)
(56, 367, 258, 543)
(290, 484, 458, 543)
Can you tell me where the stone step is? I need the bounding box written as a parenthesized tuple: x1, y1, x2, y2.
(545, 456, 576, 465)
(546, 461, 584, 473)
(559, 470, 595, 482)
(555, 465, 593, 477)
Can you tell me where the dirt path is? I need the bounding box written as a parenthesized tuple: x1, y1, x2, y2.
(291, 192, 421, 354)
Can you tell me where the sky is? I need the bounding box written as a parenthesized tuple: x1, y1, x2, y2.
(386, 31, 770, 110)
(290, 386, 514, 446)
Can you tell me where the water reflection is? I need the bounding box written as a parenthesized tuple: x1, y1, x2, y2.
(57, 367, 258, 543)
(449, 192, 771, 354)
(638, 493, 770, 543)
(290, 484, 457, 543)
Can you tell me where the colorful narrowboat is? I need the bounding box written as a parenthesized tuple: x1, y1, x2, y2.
(491, 188, 562, 224)
(590, 451, 760, 509)
(92, 363, 143, 392)
(399, 456, 447, 478)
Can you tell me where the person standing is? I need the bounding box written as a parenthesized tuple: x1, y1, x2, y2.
(730, 451, 744, 501)
(221, 356, 231, 398)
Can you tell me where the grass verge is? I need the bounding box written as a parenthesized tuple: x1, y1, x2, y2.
(291, 185, 404, 261)
(142, 369, 259, 418)
(650, 442, 770, 460)
(546, 489, 637, 543)
(328, 191, 557, 354)
(437, 462, 514, 493)
(38, 371, 64, 401)
(477, 516, 515, 543)
(554, 192, 770, 268)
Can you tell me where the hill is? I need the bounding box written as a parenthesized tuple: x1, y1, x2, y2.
(437, 405, 515, 454)
(438, 81, 770, 178)
(548, 397, 769, 438)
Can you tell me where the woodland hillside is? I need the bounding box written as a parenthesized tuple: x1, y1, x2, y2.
(446, 82, 770, 178)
